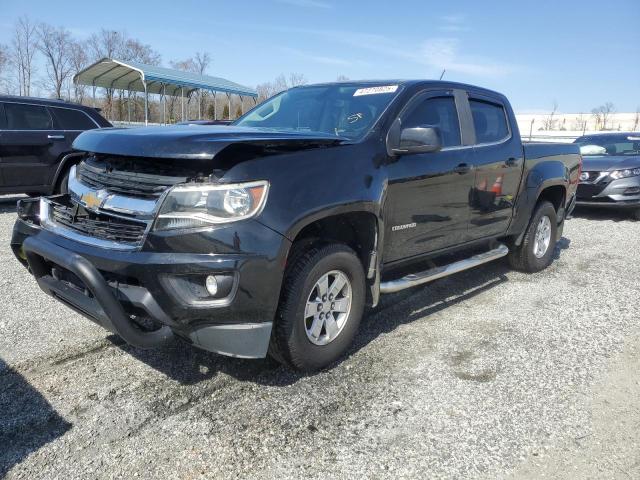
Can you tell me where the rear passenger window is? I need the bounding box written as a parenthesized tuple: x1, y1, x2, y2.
(470, 99, 509, 144)
(4, 103, 53, 130)
(52, 107, 97, 130)
(403, 96, 461, 147)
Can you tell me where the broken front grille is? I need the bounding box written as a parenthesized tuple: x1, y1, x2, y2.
(77, 155, 195, 199)
(50, 200, 148, 245)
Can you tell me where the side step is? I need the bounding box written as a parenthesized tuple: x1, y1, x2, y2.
(379, 244, 509, 294)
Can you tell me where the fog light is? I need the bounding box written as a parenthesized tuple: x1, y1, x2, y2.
(205, 275, 218, 296)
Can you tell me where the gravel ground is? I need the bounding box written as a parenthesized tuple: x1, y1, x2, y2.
(0, 194, 639, 479)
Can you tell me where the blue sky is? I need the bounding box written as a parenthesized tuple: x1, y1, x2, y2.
(1, 0, 639, 112)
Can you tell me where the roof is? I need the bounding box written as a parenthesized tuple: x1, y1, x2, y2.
(1, 95, 78, 106)
(73, 58, 257, 98)
(293, 79, 506, 98)
(0, 95, 103, 113)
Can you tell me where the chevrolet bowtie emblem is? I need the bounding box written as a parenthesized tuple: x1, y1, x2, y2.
(81, 190, 107, 210)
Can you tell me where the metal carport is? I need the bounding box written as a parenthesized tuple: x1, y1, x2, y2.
(74, 58, 258, 125)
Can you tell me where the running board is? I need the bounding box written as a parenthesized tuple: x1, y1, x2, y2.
(379, 244, 509, 294)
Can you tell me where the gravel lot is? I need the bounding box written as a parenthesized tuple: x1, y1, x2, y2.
(1, 194, 639, 479)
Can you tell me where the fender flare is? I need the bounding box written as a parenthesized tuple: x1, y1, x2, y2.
(282, 203, 382, 307)
(513, 177, 568, 246)
(51, 152, 84, 192)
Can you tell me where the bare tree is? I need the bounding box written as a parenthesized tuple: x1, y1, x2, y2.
(194, 52, 211, 75)
(120, 38, 160, 65)
(542, 100, 558, 131)
(11, 16, 38, 96)
(37, 23, 73, 99)
(632, 107, 639, 132)
(288, 72, 307, 87)
(336, 74, 349, 81)
(118, 39, 160, 121)
(193, 52, 211, 118)
(256, 73, 308, 102)
(591, 102, 615, 131)
(0, 43, 9, 92)
(68, 40, 88, 103)
(87, 29, 128, 117)
(572, 113, 587, 133)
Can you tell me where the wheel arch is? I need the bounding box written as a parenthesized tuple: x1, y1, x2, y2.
(285, 208, 380, 306)
(51, 152, 84, 193)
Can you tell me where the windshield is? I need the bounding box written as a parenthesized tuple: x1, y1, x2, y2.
(575, 134, 640, 156)
(234, 84, 401, 140)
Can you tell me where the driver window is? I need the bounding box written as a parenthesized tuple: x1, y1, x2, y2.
(403, 96, 461, 147)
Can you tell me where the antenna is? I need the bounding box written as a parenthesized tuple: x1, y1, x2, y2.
(439, 69, 446, 80)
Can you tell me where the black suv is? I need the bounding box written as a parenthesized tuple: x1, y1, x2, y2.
(0, 96, 111, 196)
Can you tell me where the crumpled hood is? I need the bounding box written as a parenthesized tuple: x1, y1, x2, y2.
(581, 154, 640, 172)
(73, 125, 348, 161)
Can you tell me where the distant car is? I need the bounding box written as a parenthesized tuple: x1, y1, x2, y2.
(175, 119, 232, 126)
(574, 132, 640, 219)
(0, 96, 111, 196)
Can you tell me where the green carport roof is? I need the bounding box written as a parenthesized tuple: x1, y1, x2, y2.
(74, 58, 257, 97)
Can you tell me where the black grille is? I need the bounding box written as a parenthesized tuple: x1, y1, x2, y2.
(77, 156, 191, 198)
(50, 200, 147, 245)
(577, 183, 608, 200)
(580, 171, 602, 183)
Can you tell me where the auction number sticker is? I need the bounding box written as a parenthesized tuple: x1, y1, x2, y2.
(353, 85, 398, 96)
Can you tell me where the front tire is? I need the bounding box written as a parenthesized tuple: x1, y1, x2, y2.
(508, 201, 558, 273)
(269, 243, 365, 371)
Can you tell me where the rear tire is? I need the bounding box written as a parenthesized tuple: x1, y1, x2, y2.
(269, 243, 365, 371)
(508, 201, 558, 273)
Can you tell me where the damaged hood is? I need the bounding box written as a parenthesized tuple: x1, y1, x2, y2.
(73, 125, 348, 160)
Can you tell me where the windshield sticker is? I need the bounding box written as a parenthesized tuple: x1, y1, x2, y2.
(353, 85, 398, 96)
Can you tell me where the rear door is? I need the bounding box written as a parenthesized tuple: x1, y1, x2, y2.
(0, 103, 6, 187)
(465, 93, 524, 239)
(50, 106, 101, 145)
(0, 102, 65, 189)
(383, 89, 475, 263)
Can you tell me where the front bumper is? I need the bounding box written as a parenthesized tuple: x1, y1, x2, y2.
(576, 175, 640, 209)
(11, 198, 291, 358)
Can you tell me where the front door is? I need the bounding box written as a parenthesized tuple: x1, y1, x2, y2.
(0, 102, 63, 189)
(383, 91, 475, 263)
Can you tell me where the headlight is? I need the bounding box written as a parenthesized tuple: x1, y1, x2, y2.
(610, 168, 640, 180)
(155, 181, 269, 230)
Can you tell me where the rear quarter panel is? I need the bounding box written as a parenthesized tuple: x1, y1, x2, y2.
(508, 142, 581, 237)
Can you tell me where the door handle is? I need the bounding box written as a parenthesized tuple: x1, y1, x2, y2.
(47, 134, 65, 140)
(453, 163, 472, 174)
(505, 157, 519, 167)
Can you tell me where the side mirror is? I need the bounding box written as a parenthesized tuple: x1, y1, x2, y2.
(388, 123, 443, 155)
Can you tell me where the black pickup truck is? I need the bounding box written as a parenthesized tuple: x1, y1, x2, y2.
(11, 81, 581, 370)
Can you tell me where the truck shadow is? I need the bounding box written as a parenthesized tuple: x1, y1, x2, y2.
(0, 358, 72, 477)
(572, 206, 637, 222)
(117, 237, 571, 386)
(118, 238, 571, 387)
(118, 262, 512, 386)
